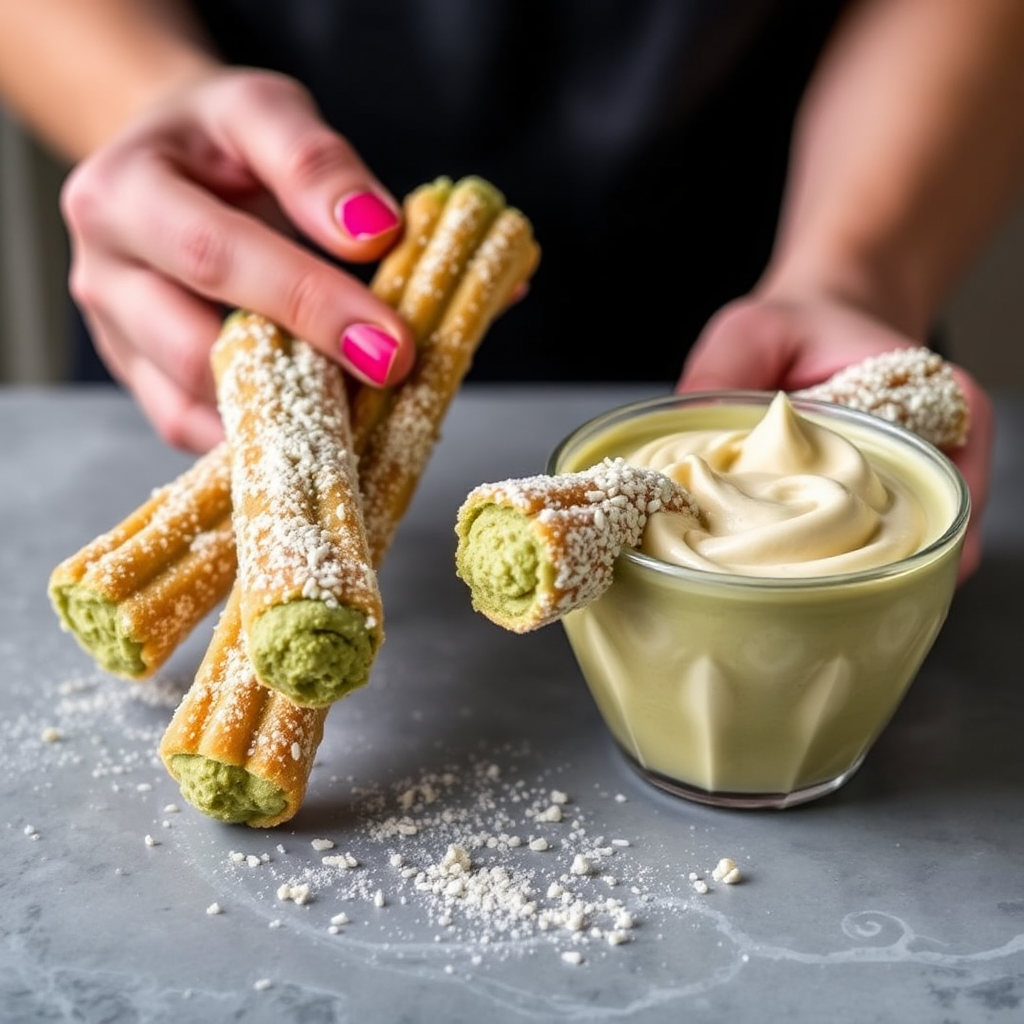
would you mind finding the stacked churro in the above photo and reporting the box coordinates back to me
[154,176,538,826]
[455,458,701,633]
[211,311,382,708]
[356,176,540,564]
[48,444,235,678]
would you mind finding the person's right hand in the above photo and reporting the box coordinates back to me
[61,67,417,453]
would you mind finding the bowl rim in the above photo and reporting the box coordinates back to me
[546,389,972,591]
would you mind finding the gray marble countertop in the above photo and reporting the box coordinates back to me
[1,384,1022,1024]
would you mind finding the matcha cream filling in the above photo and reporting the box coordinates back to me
[170,755,286,824]
[51,584,146,676]
[457,505,553,621]
[250,599,377,707]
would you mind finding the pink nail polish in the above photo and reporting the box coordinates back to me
[336,191,399,240]
[340,323,399,385]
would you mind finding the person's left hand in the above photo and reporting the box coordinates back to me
[677,293,993,583]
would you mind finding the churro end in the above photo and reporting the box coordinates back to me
[49,583,147,677]
[249,600,380,707]
[455,504,554,627]
[168,754,287,825]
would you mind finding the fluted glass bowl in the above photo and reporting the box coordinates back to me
[548,392,970,809]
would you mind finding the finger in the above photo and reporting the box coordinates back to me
[200,72,402,263]
[72,254,226,407]
[676,300,796,391]
[124,353,226,454]
[110,157,416,388]
[948,368,994,583]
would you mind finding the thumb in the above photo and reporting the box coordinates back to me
[676,300,793,392]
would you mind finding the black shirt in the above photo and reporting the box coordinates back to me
[75,0,849,383]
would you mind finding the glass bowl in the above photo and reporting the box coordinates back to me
[548,392,970,809]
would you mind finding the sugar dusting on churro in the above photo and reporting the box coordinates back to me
[213,314,380,617]
[358,186,540,565]
[455,458,700,633]
[797,347,968,449]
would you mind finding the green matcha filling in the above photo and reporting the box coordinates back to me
[250,599,378,707]
[50,583,146,677]
[456,505,553,621]
[170,755,286,824]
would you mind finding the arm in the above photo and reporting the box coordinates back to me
[763,0,1024,342]
[0,0,216,161]
[681,0,1024,580]
[0,0,416,453]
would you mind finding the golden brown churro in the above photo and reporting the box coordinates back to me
[210,311,383,709]
[48,444,235,678]
[356,176,541,564]
[797,347,969,449]
[455,458,701,633]
[159,586,327,827]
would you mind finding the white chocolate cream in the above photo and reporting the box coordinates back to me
[629,392,927,577]
[553,391,969,806]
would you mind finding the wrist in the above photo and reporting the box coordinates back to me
[755,237,934,344]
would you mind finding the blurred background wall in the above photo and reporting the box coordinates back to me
[2,105,1023,389]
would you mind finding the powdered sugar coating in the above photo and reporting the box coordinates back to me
[456,458,700,632]
[212,314,381,628]
[159,586,328,828]
[359,203,539,565]
[797,347,969,449]
[49,443,236,676]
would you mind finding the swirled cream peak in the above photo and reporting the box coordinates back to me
[628,392,927,577]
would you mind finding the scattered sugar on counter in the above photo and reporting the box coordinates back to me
[4,674,753,971]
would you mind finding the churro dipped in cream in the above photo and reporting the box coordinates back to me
[48,445,235,677]
[455,348,970,631]
[454,459,700,632]
[211,311,383,709]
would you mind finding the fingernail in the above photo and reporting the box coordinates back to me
[340,323,399,385]
[336,191,399,240]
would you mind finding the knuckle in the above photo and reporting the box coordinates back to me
[280,127,349,188]
[173,219,232,292]
[66,261,104,315]
[173,342,216,400]
[59,161,110,237]
[281,269,332,335]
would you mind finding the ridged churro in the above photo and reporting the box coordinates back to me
[797,347,969,449]
[357,176,541,564]
[48,444,235,678]
[160,585,327,827]
[159,175,539,827]
[455,458,700,633]
[211,311,383,709]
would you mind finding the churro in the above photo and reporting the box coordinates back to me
[455,458,700,633]
[160,585,327,827]
[797,347,969,449]
[356,176,541,564]
[211,311,383,709]
[48,444,235,678]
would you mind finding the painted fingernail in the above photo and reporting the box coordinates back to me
[336,191,399,240]
[340,323,399,385]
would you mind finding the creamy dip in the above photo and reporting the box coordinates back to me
[629,392,926,577]
[553,391,968,805]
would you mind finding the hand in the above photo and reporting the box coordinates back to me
[677,294,993,582]
[60,67,417,453]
